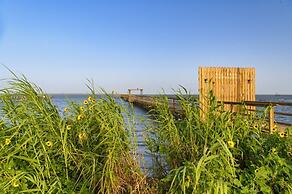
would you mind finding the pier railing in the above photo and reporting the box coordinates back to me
[120,94,292,132]
[221,101,292,133]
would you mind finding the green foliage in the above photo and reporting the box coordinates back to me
[0,75,147,193]
[146,91,292,193]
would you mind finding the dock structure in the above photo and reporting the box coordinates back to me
[198,67,256,113]
[128,88,143,95]
[120,94,183,114]
[120,94,292,132]
[120,67,292,132]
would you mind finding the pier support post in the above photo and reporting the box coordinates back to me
[269,106,275,133]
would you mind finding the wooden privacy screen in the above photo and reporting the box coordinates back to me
[198,67,256,113]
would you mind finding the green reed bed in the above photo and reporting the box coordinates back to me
[146,91,292,194]
[1,74,291,194]
[0,75,148,193]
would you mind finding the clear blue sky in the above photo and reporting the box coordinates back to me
[0,0,291,94]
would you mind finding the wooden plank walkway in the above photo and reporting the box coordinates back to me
[120,94,183,115]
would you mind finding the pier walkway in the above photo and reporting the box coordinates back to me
[120,94,292,132]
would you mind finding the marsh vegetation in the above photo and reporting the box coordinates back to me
[0,75,291,193]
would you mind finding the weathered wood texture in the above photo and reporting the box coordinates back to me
[199,67,256,113]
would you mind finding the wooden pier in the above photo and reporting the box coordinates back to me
[120,94,183,114]
[120,94,292,132]
[120,67,292,132]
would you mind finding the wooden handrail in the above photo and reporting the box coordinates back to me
[275,121,292,126]
[274,111,292,117]
[121,94,292,131]
[221,100,292,131]
[221,100,292,107]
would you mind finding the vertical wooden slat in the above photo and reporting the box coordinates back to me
[231,68,234,103]
[233,68,235,105]
[242,68,245,104]
[227,68,230,103]
[202,67,205,115]
[199,66,201,104]
[252,68,255,101]
[269,106,275,133]
[220,67,223,107]
[233,68,236,103]
[226,67,230,109]
[236,67,239,102]
[246,68,248,101]
[248,68,252,110]
[224,67,227,109]
[248,68,251,101]
[204,67,206,111]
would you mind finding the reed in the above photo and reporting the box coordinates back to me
[0,74,148,193]
[0,73,291,193]
[146,90,292,193]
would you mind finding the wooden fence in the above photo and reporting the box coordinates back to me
[221,100,292,132]
[199,67,256,113]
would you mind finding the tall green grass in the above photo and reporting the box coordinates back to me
[146,90,292,193]
[0,75,148,193]
[1,73,291,193]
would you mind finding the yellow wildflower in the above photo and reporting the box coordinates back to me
[279,132,285,138]
[12,180,19,188]
[78,132,88,141]
[227,140,235,148]
[271,127,277,133]
[89,106,94,111]
[66,125,72,130]
[83,100,89,105]
[80,106,85,112]
[5,138,11,145]
[88,96,93,102]
[92,99,96,104]
[20,144,27,150]
[252,123,258,129]
[46,141,53,147]
[77,114,84,121]
[64,107,69,112]
[288,152,292,157]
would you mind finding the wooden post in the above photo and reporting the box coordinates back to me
[269,106,275,133]
[173,98,175,112]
